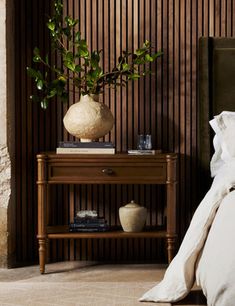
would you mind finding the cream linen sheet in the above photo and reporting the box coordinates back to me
[140,161,235,303]
[196,190,235,306]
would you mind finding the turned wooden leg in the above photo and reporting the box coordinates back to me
[167,236,176,263]
[39,238,46,274]
[166,156,178,264]
[37,155,47,274]
[46,238,51,263]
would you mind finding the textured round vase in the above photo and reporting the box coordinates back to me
[63,94,114,141]
[119,200,147,232]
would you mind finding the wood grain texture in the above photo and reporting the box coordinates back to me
[14,0,234,264]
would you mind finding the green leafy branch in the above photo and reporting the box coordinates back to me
[27,0,163,109]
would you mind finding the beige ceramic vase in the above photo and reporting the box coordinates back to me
[63,94,114,142]
[119,200,147,232]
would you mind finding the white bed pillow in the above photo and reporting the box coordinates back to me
[209,111,235,176]
[209,119,225,177]
[209,134,225,177]
[212,111,235,161]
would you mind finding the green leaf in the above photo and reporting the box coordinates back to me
[36,70,43,81]
[118,56,124,64]
[79,48,89,58]
[78,40,89,58]
[27,67,38,78]
[80,40,87,48]
[62,27,71,37]
[152,51,164,59]
[134,48,146,56]
[143,40,150,48]
[75,31,81,43]
[129,73,140,80]
[65,16,78,27]
[47,88,57,98]
[47,20,55,31]
[145,54,153,62]
[122,63,130,71]
[58,75,67,83]
[40,98,48,109]
[27,68,44,82]
[33,55,41,63]
[53,66,63,74]
[45,54,49,65]
[37,79,43,90]
[65,51,74,62]
[55,0,63,15]
[91,51,100,68]
[64,61,76,71]
[133,58,146,65]
[75,65,83,73]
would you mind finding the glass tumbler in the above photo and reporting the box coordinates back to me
[145,134,152,149]
[137,135,145,150]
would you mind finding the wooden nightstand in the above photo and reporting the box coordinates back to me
[37,152,178,274]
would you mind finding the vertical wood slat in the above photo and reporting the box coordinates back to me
[14,0,235,264]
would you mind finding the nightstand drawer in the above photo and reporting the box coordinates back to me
[48,162,167,184]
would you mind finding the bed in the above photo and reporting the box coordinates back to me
[140,37,235,306]
[196,37,235,306]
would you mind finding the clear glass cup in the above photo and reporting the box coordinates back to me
[137,134,152,150]
[137,134,145,150]
[145,134,152,149]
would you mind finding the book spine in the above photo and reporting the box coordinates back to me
[56,148,115,154]
[74,218,106,224]
[58,141,114,148]
[69,227,109,232]
[70,223,107,228]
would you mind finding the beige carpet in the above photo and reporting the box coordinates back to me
[0,262,206,306]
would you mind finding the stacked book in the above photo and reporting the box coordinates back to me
[69,215,109,232]
[128,149,156,155]
[127,149,162,155]
[56,141,115,154]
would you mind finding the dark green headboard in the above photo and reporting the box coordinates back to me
[198,37,235,195]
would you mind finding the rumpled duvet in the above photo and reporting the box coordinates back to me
[196,189,235,306]
[140,161,235,303]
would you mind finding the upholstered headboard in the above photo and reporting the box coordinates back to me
[198,37,235,195]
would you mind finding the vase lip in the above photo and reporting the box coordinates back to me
[81,93,99,101]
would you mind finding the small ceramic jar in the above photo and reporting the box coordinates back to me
[119,200,147,232]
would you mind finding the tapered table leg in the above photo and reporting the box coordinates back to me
[167,235,177,262]
[38,238,46,274]
[166,156,178,263]
[37,155,47,274]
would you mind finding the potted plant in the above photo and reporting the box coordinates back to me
[27,0,162,141]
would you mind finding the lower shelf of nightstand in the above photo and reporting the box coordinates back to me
[46,225,167,239]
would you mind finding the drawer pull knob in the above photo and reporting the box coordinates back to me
[102,168,113,175]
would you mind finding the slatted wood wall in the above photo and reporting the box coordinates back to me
[14,0,235,264]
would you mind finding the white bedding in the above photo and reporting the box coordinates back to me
[140,111,235,304]
[140,162,235,303]
[196,190,235,306]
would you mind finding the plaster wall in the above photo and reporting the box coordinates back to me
[0,0,15,267]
